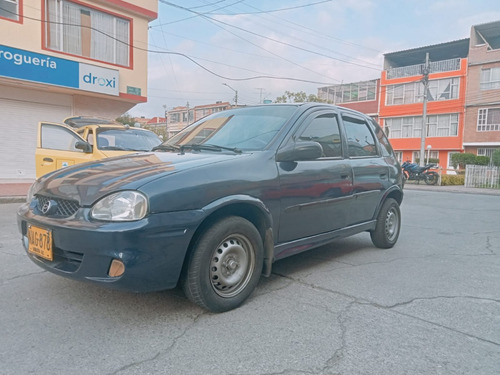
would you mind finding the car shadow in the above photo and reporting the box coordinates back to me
[36,234,374,316]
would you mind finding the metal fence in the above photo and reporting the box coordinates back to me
[465,165,500,189]
[387,58,461,79]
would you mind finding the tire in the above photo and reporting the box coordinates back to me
[370,198,401,249]
[424,171,439,185]
[182,216,264,313]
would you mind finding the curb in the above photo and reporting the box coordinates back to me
[404,183,500,196]
[0,196,26,204]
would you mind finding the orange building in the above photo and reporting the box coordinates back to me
[379,40,470,171]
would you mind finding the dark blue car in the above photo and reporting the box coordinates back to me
[17,103,403,312]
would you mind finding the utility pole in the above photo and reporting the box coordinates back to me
[419,53,430,167]
[256,88,264,104]
[223,83,238,107]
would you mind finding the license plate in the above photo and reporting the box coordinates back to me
[27,225,53,261]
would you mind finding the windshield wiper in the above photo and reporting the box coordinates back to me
[152,144,180,152]
[180,143,242,154]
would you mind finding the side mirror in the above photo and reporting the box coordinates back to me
[75,141,93,153]
[276,141,323,162]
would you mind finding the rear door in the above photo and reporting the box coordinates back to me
[277,110,353,243]
[340,113,389,225]
[36,122,94,178]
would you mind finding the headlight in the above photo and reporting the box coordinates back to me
[90,191,148,221]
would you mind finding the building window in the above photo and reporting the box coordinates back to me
[478,148,500,164]
[169,113,180,123]
[394,151,403,163]
[480,67,500,90]
[45,0,130,66]
[385,114,458,139]
[386,78,459,105]
[477,108,500,131]
[319,80,377,104]
[0,0,18,20]
[413,150,439,164]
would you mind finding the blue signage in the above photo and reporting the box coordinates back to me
[0,45,79,88]
[0,44,119,96]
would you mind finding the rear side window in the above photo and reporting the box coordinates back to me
[299,113,342,158]
[370,120,394,157]
[342,116,377,157]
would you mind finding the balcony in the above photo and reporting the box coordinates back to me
[387,58,461,79]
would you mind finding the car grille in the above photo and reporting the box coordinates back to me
[36,195,80,217]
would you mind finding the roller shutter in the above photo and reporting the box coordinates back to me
[0,98,71,180]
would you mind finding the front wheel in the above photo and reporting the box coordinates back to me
[182,216,264,313]
[424,171,439,185]
[370,198,401,249]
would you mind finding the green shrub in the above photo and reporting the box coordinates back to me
[475,156,490,166]
[451,153,477,169]
[492,150,500,167]
[440,174,465,186]
[414,158,439,165]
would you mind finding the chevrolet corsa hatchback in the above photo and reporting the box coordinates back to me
[18,104,403,312]
[35,116,162,178]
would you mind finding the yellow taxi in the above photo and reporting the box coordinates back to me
[36,116,162,178]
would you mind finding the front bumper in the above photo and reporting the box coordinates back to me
[17,203,205,292]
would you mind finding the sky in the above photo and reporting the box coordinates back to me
[128,0,500,118]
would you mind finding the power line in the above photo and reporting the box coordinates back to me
[158,0,381,72]
[0,5,340,85]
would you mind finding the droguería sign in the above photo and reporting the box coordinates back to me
[0,44,119,96]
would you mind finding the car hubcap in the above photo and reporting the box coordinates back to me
[385,207,399,242]
[210,234,255,298]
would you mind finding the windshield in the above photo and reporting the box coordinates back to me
[96,129,161,151]
[160,105,297,151]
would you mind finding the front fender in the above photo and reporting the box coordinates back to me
[202,194,273,230]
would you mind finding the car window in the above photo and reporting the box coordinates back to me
[163,105,297,151]
[40,124,84,152]
[342,116,378,157]
[299,113,342,158]
[96,129,161,151]
[369,120,393,157]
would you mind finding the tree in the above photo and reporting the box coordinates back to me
[275,91,325,103]
[116,113,136,126]
[492,149,500,167]
[451,153,477,169]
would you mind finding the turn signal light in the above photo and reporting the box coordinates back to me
[108,259,125,277]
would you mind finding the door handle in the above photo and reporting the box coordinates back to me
[380,173,387,179]
[43,157,54,162]
[340,174,349,179]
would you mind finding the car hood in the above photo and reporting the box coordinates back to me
[33,152,250,206]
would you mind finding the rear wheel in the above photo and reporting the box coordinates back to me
[182,216,264,312]
[370,198,401,249]
[424,171,439,185]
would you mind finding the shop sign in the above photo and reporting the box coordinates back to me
[0,44,119,96]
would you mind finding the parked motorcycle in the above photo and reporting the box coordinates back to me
[401,161,439,185]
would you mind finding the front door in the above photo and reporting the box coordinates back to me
[36,122,94,178]
[277,111,353,243]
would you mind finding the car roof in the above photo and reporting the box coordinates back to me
[63,116,120,128]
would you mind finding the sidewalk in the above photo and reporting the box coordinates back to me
[0,182,32,204]
[403,182,500,196]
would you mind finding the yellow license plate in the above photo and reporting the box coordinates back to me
[27,225,53,261]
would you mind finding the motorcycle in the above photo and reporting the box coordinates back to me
[401,161,439,185]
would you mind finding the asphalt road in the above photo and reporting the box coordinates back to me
[1,190,499,375]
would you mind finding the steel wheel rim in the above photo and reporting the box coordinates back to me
[385,207,399,242]
[210,234,255,298]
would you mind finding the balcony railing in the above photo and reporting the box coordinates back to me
[387,58,461,79]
